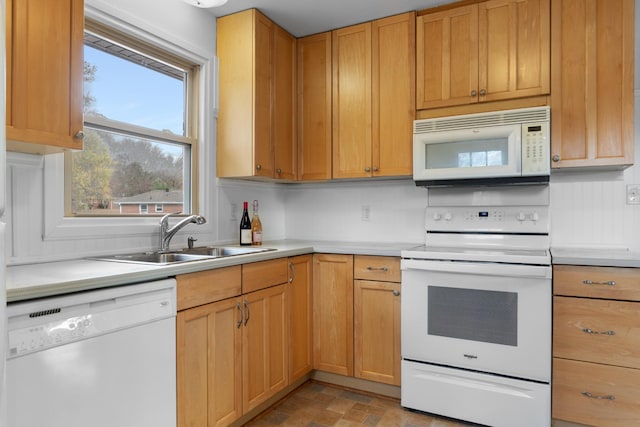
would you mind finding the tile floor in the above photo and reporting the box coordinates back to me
[245,381,482,427]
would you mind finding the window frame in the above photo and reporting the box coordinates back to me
[67,18,199,218]
[40,4,216,244]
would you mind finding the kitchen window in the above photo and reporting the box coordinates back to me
[66,19,199,217]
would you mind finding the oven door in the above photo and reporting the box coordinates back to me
[401,258,551,382]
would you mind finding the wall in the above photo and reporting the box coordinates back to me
[4,0,640,265]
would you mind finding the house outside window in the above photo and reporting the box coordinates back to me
[67,19,199,217]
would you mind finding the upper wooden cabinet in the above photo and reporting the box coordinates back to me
[332,12,415,179]
[550,0,634,169]
[416,0,550,110]
[297,32,333,181]
[217,9,297,180]
[6,0,85,153]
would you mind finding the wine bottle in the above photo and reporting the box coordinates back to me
[239,201,252,246]
[251,200,263,246]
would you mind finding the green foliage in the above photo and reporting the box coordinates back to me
[71,129,114,212]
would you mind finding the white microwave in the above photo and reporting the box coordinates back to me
[413,107,550,186]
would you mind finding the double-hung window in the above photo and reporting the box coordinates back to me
[67,19,199,217]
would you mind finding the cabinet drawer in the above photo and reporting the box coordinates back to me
[177,266,242,311]
[553,358,640,427]
[242,258,289,294]
[554,296,640,369]
[554,265,640,301]
[354,255,400,282]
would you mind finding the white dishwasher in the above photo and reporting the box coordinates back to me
[6,278,177,427]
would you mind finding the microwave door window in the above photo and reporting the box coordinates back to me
[425,139,509,170]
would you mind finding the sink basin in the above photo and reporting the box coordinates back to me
[92,252,215,265]
[183,246,275,257]
[90,246,275,265]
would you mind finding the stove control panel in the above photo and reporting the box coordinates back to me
[426,206,549,233]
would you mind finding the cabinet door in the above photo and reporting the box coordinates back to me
[297,32,332,181]
[242,284,289,413]
[313,254,354,376]
[332,23,372,179]
[254,11,275,178]
[272,24,297,181]
[354,280,401,386]
[289,255,313,382]
[550,0,634,168]
[372,12,415,177]
[6,0,84,152]
[177,297,243,427]
[478,0,550,103]
[416,5,479,109]
[217,10,256,178]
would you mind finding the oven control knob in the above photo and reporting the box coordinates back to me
[517,212,526,221]
[444,212,453,221]
[530,212,540,222]
[433,212,442,221]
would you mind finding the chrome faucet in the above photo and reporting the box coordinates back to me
[159,212,206,252]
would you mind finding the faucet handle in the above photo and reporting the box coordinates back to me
[187,236,197,249]
[160,211,182,224]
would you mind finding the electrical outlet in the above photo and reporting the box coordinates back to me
[361,205,371,221]
[627,185,640,205]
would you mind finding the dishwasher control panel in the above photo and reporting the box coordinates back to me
[7,279,176,358]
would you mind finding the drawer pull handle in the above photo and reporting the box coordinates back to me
[582,391,615,401]
[367,266,388,272]
[583,279,616,286]
[582,328,616,336]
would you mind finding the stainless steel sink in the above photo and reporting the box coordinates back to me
[91,252,215,265]
[183,246,275,257]
[89,246,275,265]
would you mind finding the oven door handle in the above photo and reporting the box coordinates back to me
[402,259,551,279]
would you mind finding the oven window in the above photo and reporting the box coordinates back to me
[428,286,517,346]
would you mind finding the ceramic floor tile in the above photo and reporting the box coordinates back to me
[245,381,476,427]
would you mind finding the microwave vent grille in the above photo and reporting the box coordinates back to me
[414,107,550,134]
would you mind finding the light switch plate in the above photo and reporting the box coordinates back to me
[627,184,640,204]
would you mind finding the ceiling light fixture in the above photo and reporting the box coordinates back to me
[183,0,228,7]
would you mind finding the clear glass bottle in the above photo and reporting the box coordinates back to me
[239,201,252,246]
[251,199,263,246]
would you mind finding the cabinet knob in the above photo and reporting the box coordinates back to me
[256,164,262,171]
[276,168,282,174]
[373,166,379,172]
[479,89,487,96]
[552,155,560,162]
[470,90,477,97]
[74,131,85,140]
[392,290,400,296]
[365,166,371,173]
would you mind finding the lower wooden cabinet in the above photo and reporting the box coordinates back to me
[242,284,289,413]
[354,255,401,386]
[313,254,401,386]
[289,255,314,382]
[553,358,640,427]
[177,297,242,427]
[354,279,401,385]
[313,253,354,376]
[176,259,294,426]
[553,264,640,426]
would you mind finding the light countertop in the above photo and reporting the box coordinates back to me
[551,247,640,269]
[6,240,416,302]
